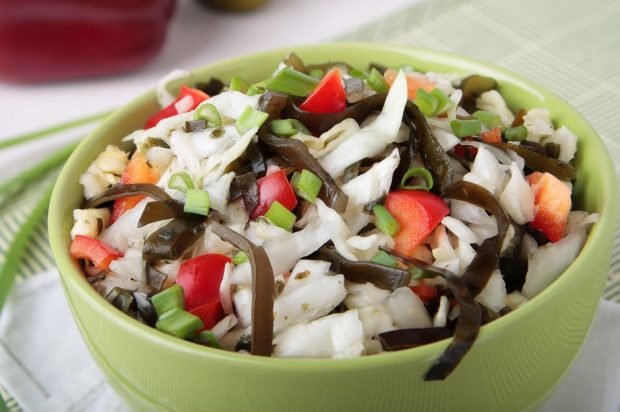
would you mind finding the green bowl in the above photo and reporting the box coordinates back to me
[49,43,617,412]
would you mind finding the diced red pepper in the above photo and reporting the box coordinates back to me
[190,300,225,330]
[480,127,502,143]
[176,253,231,329]
[453,137,478,160]
[299,69,346,114]
[111,151,159,223]
[383,68,435,100]
[145,85,209,128]
[176,254,231,311]
[384,190,449,256]
[527,172,571,242]
[410,283,438,303]
[251,169,298,218]
[70,235,123,271]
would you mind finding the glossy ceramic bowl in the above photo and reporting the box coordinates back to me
[49,43,617,412]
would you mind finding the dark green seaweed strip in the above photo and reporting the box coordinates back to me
[405,102,454,194]
[443,181,510,296]
[318,246,410,292]
[258,128,348,212]
[211,222,274,357]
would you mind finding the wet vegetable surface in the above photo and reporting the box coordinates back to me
[318,246,411,292]
[405,102,454,194]
[142,217,206,262]
[210,222,274,356]
[283,93,387,136]
[83,183,172,209]
[385,249,482,381]
[490,142,576,181]
[258,128,348,212]
[444,181,510,296]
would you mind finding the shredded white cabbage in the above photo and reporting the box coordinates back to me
[542,126,578,162]
[499,162,535,224]
[475,90,514,126]
[156,69,191,107]
[79,145,128,199]
[523,108,554,143]
[340,148,399,234]
[319,70,408,177]
[475,270,506,312]
[293,118,360,158]
[463,145,503,194]
[522,228,587,298]
[273,260,346,333]
[71,208,111,240]
[273,310,365,358]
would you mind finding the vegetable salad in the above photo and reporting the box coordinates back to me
[70,53,597,379]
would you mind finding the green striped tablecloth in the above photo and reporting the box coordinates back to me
[1,0,619,409]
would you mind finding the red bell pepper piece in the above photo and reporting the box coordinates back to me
[251,169,298,218]
[410,283,438,303]
[527,172,571,242]
[70,235,123,271]
[480,127,502,143]
[111,150,159,223]
[299,69,346,114]
[0,0,175,83]
[190,300,225,330]
[145,85,209,128]
[453,137,478,160]
[384,190,449,256]
[176,253,231,329]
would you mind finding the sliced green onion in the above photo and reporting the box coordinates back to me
[371,250,398,267]
[151,284,185,316]
[264,67,319,97]
[408,266,437,280]
[168,171,195,193]
[235,105,269,135]
[291,169,323,203]
[193,330,222,348]
[431,88,454,115]
[308,69,324,79]
[367,68,389,93]
[349,68,368,79]
[414,88,439,117]
[504,125,528,141]
[270,118,310,137]
[400,167,434,191]
[193,103,222,127]
[373,204,400,236]
[184,189,210,216]
[0,110,110,151]
[473,110,502,130]
[156,307,203,339]
[233,251,248,265]
[247,80,267,96]
[264,201,296,231]
[229,76,249,93]
[450,119,481,138]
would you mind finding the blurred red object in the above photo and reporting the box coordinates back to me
[0,0,175,83]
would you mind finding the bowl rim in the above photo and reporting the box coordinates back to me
[49,42,618,372]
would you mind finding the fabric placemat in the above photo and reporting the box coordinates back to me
[1,0,619,409]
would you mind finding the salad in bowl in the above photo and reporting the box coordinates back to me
[68,51,598,380]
